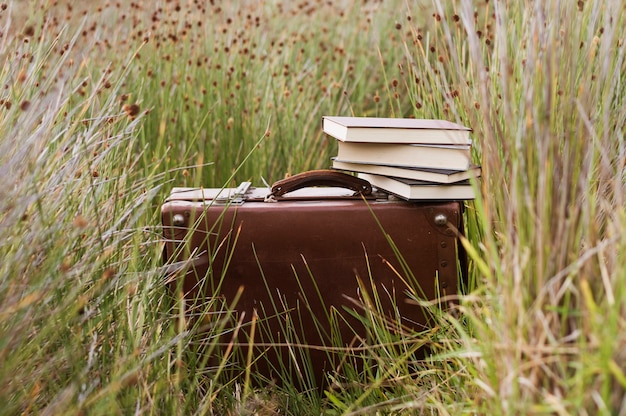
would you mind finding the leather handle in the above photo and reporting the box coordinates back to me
[269,170,372,198]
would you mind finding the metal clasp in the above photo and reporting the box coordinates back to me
[214,181,252,205]
[434,213,448,226]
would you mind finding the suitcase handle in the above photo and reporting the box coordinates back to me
[268,170,372,198]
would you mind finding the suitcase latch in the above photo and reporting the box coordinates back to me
[214,181,252,205]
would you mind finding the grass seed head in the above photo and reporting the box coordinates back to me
[123,103,140,118]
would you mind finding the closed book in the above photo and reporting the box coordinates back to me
[336,141,472,171]
[323,116,472,145]
[358,173,476,200]
[332,158,481,184]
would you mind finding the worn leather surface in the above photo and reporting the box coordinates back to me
[162,188,463,388]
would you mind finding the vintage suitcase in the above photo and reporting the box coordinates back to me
[161,170,465,388]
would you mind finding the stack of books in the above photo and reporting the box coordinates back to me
[323,116,481,200]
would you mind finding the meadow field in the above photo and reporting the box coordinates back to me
[1,0,625,414]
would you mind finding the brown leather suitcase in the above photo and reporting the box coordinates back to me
[161,170,465,388]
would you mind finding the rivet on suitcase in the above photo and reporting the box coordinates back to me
[161,170,466,388]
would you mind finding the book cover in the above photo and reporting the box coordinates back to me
[335,141,472,171]
[323,116,472,145]
[332,158,481,184]
[358,173,476,200]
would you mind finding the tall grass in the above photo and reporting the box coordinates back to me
[0,1,404,413]
[364,0,625,414]
[1,0,624,414]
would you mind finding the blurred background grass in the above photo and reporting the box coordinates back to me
[1,0,624,414]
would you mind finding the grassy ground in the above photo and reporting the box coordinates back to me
[1,0,624,414]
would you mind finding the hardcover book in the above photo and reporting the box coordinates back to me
[335,141,472,171]
[358,173,476,200]
[332,158,481,184]
[323,116,472,145]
